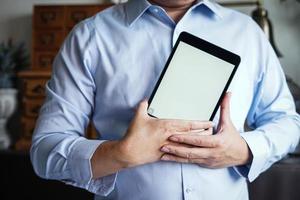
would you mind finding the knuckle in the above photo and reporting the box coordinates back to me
[158,122,172,135]
[206,158,216,167]
[173,148,180,155]
[194,137,203,146]
[203,150,211,159]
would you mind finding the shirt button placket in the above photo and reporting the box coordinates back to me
[182,164,200,200]
[172,28,180,47]
[186,188,192,194]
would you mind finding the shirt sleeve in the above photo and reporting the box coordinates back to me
[30,20,117,196]
[234,27,300,182]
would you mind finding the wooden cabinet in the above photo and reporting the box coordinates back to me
[23,79,48,97]
[66,6,100,28]
[34,30,65,50]
[16,4,112,151]
[33,52,56,70]
[34,6,65,29]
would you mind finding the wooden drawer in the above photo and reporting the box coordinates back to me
[34,6,65,29]
[33,51,56,70]
[65,5,111,34]
[21,118,37,139]
[34,30,64,51]
[24,79,48,97]
[66,6,99,28]
[23,99,44,118]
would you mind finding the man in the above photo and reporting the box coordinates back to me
[30,0,300,199]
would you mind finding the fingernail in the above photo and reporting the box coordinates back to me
[170,136,178,141]
[161,146,170,152]
[161,155,169,161]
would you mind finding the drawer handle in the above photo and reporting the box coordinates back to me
[40,34,54,45]
[32,85,44,94]
[40,56,53,68]
[41,12,56,24]
[31,106,41,115]
[71,11,87,23]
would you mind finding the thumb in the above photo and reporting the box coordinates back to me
[136,100,149,117]
[220,92,231,125]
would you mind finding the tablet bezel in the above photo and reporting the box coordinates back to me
[147,31,241,121]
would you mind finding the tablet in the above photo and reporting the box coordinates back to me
[147,32,240,121]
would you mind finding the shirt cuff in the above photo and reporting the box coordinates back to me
[236,130,269,182]
[67,138,118,196]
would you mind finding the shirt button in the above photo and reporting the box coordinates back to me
[186,188,192,193]
[153,8,159,13]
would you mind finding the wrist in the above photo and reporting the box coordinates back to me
[239,137,253,165]
[117,139,138,168]
[91,140,128,178]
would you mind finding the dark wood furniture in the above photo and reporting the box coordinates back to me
[248,155,300,200]
[1,150,93,200]
[16,4,111,151]
[9,2,300,199]
[1,148,300,200]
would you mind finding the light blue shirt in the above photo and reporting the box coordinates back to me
[30,0,300,199]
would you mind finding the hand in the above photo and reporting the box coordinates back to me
[119,100,214,168]
[160,93,252,168]
[91,100,214,178]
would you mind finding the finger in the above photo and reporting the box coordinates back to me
[161,145,211,159]
[161,154,207,165]
[162,140,194,148]
[220,92,231,125]
[168,134,220,148]
[171,128,212,138]
[136,100,149,117]
[161,119,214,132]
[161,154,189,163]
[169,128,213,136]
[161,154,219,168]
[189,127,213,136]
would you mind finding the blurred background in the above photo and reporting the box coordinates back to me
[0,0,299,200]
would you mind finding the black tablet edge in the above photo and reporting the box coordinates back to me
[209,60,239,121]
[180,31,241,66]
[147,34,182,117]
[147,31,241,122]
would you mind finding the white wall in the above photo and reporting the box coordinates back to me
[264,0,300,84]
[0,0,106,54]
[0,0,299,85]
[219,0,300,85]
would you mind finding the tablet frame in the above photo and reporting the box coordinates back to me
[147,31,241,121]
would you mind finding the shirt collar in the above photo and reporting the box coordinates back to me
[200,0,223,19]
[124,0,223,26]
[124,0,151,26]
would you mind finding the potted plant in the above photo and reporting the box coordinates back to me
[0,39,29,149]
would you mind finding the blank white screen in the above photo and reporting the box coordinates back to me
[148,42,235,121]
